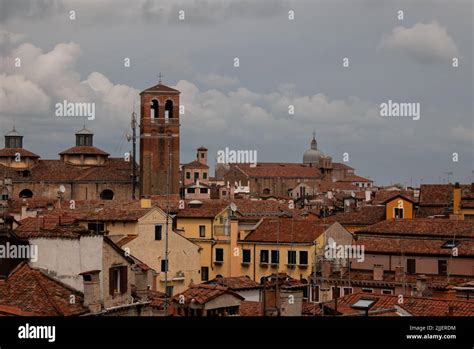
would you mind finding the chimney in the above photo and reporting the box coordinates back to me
[365,190,371,202]
[21,204,28,220]
[134,268,150,301]
[79,270,102,314]
[373,264,384,281]
[453,182,461,215]
[321,260,332,278]
[140,198,152,209]
[395,265,405,283]
[415,275,428,297]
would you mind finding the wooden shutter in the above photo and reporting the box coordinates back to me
[120,266,128,293]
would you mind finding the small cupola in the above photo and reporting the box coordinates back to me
[5,127,23,149]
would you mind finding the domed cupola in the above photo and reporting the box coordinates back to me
[303,131,324,166]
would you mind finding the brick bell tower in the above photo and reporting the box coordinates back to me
[139,79,180,197]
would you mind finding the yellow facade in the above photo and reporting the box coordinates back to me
[385,196,413,219]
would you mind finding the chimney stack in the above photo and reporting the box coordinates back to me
[79,270,102,314]
[395,265,405,283]
[415,275,430,297]
[373,264,384,281]
[321,260,332,278]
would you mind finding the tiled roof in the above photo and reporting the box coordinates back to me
[205,276,262,290]
[176,201,228,218]
[317,181,360,192]
[324,206,385,226]
[116,235,138,247]
[172,284,244,305]
[356,219,474,238]
[239,301,263,316]
[372,189,416,205]
[141,83,180,94]
[0,262,88,316]
[245,218,328,243]
[59,146,109,156]
[415,206,447,218]
[355,236,474,257]
[197,146,208,151]
[302,301,322,316]
[14,217,89,239]
[236,163,321,178]
[5,158,131,182]
[0,148,40,158]
[398,297,474,316]
[332,162,354,171]
[337,175,372,183]
[182,160,209,169]
[419,184,454,205]
[81,208,151,222]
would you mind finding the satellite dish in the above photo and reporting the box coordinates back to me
[230,203,237,212]
[59,185,66,193]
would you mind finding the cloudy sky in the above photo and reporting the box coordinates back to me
[0,0,472,186]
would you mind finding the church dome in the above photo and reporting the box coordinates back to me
[303,132,324,165]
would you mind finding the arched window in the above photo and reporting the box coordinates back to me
[165,100,173,120]
[263,188,271,195]
[19,189,33,198]
[100,189,114,200]
[150,99,159,119]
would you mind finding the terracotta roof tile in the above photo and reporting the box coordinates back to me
[182,160,209,169]
[59,146,109,156]
[324,206,385,226]
[372,189,416,205]
[141,83,180,94]
[0,262,88,316]
[205,276,262,290]
[173,284,244,305]
[239,301,263,316]
[0,148,40,158]
[245,218,328,243]
[337,175,373,183]
[356,219,474,238]
[116,235,138,247]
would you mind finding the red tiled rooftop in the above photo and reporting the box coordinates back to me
[173,284,244,305]
[324,206,385,226]
[204,276,262,290]
[59,146,109,156]
[0,262,88,316]
[0,148,40,158]
[182,160,209,169]
[245,218,329,243]
[236,163,321,178]
[239,301,263,316]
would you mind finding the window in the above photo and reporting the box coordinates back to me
[260,250,269,264]
[222,191,227,196]
[394,207,404,219]
[299,186,306,198]
[1,193,9,200]
[164,100,173,119]
[407,259,416,274]
[187,188,195,194]
[382,289,393,295]
[332,286,341,299]
[165,286,174,297]
[343,287,353,296]
[299,251,308,265]
[271,250,279,264]
[150,100,159,119]
[19,189,33,198]
[203,172,207,179]
[242,249,251,264]
[109,266,127,295]
[88,222,105,233]
[438,260,448,275]
[194,172,199,181]
[311,285,320,302]
[201,267,209,281]
[161,259,168,272]
[100,189,114,200]
[215,248,224,263]
[362,288,373,294]
[263,188,271,195]
[155,225,162,240]
[199,225,206,238]
[200,188,208,194]
[287,250,297,265]
[186,172,191,179]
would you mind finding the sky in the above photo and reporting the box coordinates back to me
[0,0,472,186]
